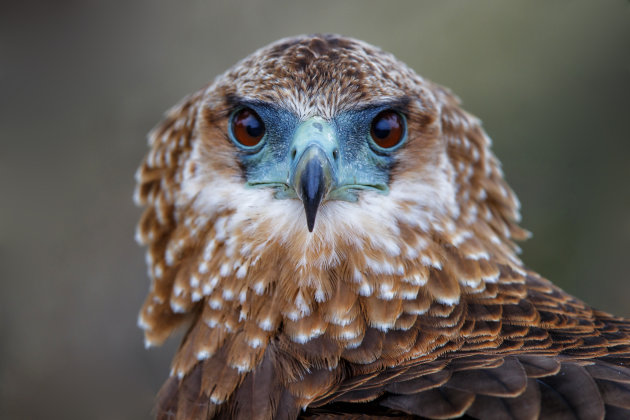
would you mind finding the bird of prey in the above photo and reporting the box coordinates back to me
[135,34,630,419]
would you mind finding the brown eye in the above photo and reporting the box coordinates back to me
[231,108,265,147]
[370,110,405,149]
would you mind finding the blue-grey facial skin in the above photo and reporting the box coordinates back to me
[228,102,407,202]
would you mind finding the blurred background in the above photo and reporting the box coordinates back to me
[1,1,629,418]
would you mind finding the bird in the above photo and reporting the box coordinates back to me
[134,34,630,419]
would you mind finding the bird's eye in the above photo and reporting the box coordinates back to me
[231,108,265,147]
[370,110,405,149]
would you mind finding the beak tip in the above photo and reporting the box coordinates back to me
[299,157,327,233]
[304,203,318,232]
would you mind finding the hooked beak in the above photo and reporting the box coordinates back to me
[289,117,338,232]
[292,147,334,232]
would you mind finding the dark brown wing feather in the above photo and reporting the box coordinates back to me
[302,273,630,419]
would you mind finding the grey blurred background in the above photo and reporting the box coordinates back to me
[1,1,629,418]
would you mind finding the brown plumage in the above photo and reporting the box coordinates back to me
[135,34,630,419]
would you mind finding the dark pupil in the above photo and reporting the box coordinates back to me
[244,114,264,138]
[373,117,392,139]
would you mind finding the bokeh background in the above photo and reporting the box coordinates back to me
[1,1,629,418]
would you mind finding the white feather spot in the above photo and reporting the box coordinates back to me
[330,313,355,326]
[407,306,429,315]
[222,289,234,300]
[198,261,209,274]
[378,283,395,300]
[371,321,395,332]
[404,244,419,259]
[339,328,360,340]
[137,314,150,330]
[291,327,324,344]
[210,395,224,405]
[252,281,265,295]
[451,230,472,246]
[144,338,155,349]
[314,288,326,302]
[134,227,145,245]
[483,273,500,283]
[435,296,460,306]
[401,289,418,300]
[358,282,373,296]
[154,264,164,279]
[459,278,481,287]
[236,264,248,279]
[196,350,211,360]
[219,263,231,277]
[248,337,263,348]
[170,301,186,313]
[466,251,490,261]
[164,249,175,266]
[366,256,396,275]
[294,291,310,315]
[258,318,274,331]
[231,361,252,373]
[203,240,216,260]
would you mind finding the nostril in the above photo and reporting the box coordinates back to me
[290,147,297,161]
[332,148,340,161]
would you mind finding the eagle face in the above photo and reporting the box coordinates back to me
[136,35,630,420]
[228,102,405,231]
[178,35,465,262]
